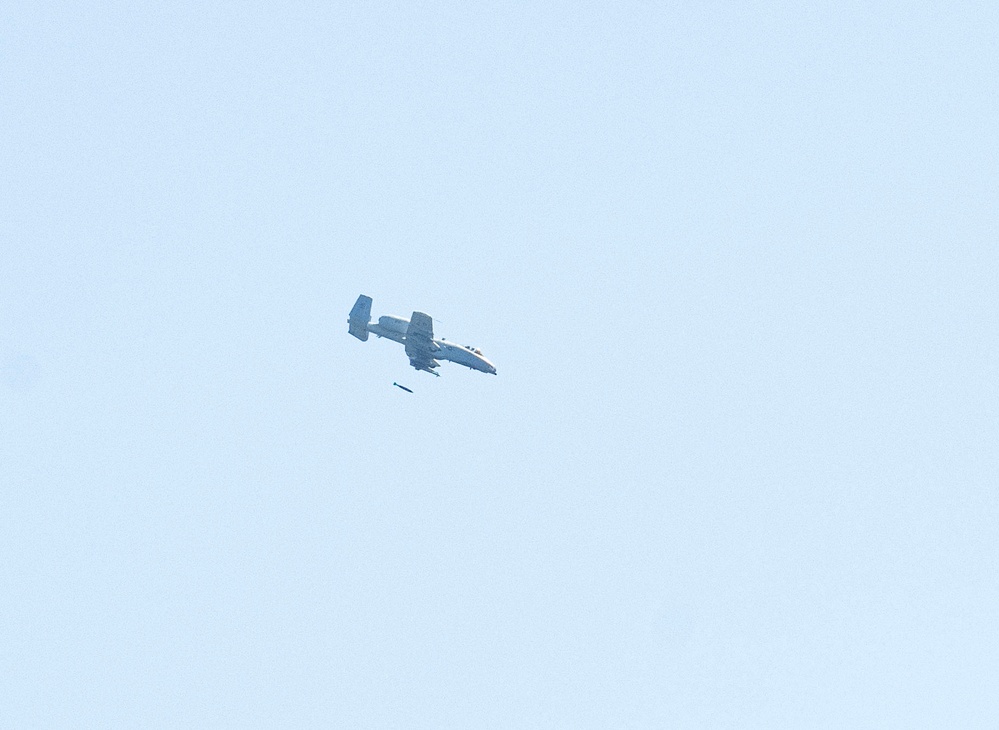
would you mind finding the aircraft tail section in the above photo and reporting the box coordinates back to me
[348,295,372,341]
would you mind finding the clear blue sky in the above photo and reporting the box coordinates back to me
[3,2,997,727]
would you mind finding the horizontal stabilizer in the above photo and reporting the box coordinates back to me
[348,295,372,341]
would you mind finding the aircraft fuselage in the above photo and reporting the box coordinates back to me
[360,312,496,374]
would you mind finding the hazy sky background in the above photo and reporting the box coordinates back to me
[3,1,997,727]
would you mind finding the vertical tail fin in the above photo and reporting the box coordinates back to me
[348,295,372,341]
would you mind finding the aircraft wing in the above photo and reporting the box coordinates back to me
[404,312,435,358]
[405,311,438,371]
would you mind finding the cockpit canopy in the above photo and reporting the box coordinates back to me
[463,345,482,355]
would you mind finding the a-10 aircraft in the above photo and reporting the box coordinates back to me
[348,295,497,377]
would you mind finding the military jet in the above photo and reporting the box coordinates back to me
[348,295,497,377]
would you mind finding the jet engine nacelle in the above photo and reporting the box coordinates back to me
[377,316,409,334]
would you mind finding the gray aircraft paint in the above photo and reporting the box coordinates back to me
[348,294,497,376]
